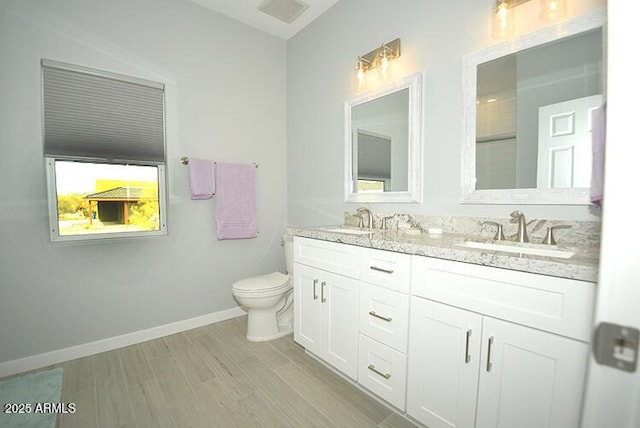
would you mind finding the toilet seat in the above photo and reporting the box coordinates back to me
[232,272,291,297]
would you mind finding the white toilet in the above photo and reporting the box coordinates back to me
[232,234,294,342]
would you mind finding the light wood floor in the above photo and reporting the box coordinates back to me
[6,316,419,428]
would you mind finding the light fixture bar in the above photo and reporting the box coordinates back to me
[503,0,532,7]
[358,38,401,72]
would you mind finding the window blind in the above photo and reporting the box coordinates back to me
[42,60,165,164]
[357,131,391,179]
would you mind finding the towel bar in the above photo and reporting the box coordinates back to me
[180,156,258,168]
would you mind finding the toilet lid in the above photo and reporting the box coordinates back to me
[232,272,290,293]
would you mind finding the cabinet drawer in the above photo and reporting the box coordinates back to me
[411,256,595,341]
[358,334,407,411]
[359,283,409,352]
[294,237,359,278]
[359,247,411,293]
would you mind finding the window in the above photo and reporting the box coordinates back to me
[47,160,164,238]
[42,60,167,241]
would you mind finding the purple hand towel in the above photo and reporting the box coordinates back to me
[591,104,606,207]
[215,162,258,240]
[188,158,215,200]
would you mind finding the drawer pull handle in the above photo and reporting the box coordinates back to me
[367,364,391,379]
[465,329,472,364]
[486,336,494,372]
[312,279,318,300]
[321,281,326,303]
[369,311,392,322]
[370,266,394,274]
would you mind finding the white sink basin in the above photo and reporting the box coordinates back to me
[321,227,373,235]
[456,240,575,259]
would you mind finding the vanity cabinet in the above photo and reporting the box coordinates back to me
[407,256,595,428]
[357,247,411,410]
[293,235,595,425]
[293,237,359,379]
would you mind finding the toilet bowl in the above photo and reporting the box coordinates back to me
[232,234,294,342]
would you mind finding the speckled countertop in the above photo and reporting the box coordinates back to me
[290,225,600,283]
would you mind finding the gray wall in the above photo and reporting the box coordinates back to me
[287,0,605,226]
[0,0,287,363]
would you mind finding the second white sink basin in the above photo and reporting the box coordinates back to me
[456,240,575,259]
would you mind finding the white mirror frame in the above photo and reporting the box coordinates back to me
[345,72,423,203]
[460,9,606,205]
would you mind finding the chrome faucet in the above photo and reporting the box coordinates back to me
[510,210,529,243]
[356,207,374,229]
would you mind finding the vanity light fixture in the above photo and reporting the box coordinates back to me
[492,0,567,38]
[354,38,401,92]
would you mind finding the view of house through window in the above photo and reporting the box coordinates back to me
[52,160,161,237]
[357,179,387,193]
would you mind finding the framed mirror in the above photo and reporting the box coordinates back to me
[345,73,423,203]
[461,9,605,204]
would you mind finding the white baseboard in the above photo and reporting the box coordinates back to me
[0,306,246,378]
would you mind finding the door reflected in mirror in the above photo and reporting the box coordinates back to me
[345,73,422,203]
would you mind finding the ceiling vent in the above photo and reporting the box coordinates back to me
[258,0,310,24]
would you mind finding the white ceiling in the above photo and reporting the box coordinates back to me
[187,0,341,40]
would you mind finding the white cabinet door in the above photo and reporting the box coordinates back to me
[407,298,483,428]
[294,263,322,355]
[293,262,359,380]
[476,317,589,428]
[323,270,359,379]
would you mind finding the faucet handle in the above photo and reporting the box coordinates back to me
[356,213,365,228]
[483,221,505,241]
[543,225,572,245]
[380,216,393,230]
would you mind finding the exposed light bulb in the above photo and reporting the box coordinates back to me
[492,0,514,39]
[355,59,368,92]
[357,70,366,88]
[540,0,567,21]
[380,53,390,80]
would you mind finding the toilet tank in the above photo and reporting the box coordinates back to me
[282,234,294,275]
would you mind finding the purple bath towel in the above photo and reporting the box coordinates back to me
[215,162,258,240]
[591,104,606,207]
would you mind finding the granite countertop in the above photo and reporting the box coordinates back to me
[291,226,599,283]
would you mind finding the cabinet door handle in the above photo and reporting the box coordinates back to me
[321,281,326,303]
[465,329,472,364]
[312,279,318,300]
[370,265,394,274]
[486,336,494,372]
[367,364,391,379]
[369,311,392,322]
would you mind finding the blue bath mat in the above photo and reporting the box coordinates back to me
[0,367,64,428]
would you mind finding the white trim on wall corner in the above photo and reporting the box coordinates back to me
[0,307,246,378]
